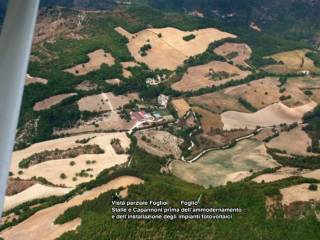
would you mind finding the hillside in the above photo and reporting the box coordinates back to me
[1,2,320,240]
[149,0,320,44]
[2,0,319,44]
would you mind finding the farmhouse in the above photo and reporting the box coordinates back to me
[158,94,170,108]
[131,111,154,122]
[146,74,167,86]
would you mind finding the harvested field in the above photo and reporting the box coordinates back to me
[302,169,320,180]
[281,77,320,107]
[267,125,314,156]
[171,139,279,187]
[214,43,252,67]
[171,99,191,118]
[189,91,248,114]
[221,101,317,130]
[77,93,111,112]
[106,78,122,86]
[115,26,131,39]
[172,61,251,92]
[115,26,236,70]
[0,176,144,240]
[198,129,253,148]
[282,83,311,107]
[189,77,304,113]
[264,49,317,73]
[280,183,320,206]
[19,144,105,168]
[55,111,135,134]
[253,167,320,183]
[121,61,139,78]
[225,77,281,110]
[75,81,98,91]
[193,107,223,133]
[106,92,139,110]
[25,75,48,86]
[10,133,131,187]
[64,49,115,76]
[77,92,139,112]
[135,130,183,159]
[33,93,77,111]
[254,128,274,142]
[6,179,36,196]
[296,77,320,104]
[4,184,72,211]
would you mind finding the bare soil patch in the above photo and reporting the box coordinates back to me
[75,81,98,91]
[25,75,48,86]
[171,99,191,118]
[264,49,317,74]
[55,111,135,135]
[106,78,122,86]
[254,128,274,142]
[121,61,139,78]
[279,76,320,105]
[197,129,253,148]
[77,92,138,113]
[135,130,183,159]
[106,92,139,110]
[193,107,223,133]
[225,77,281,110]
[172,61,251,92]
[282,82,311,107]
[33,93,77,111]
[115,26,236,70]
[6,179,36,196]
[4,184,72,211]
[281,183,320,206]
[189,91,248,114]
[221,101,317,130]
[64,49,115,76]
[214,43,252,67]
[77,93,111,112]
[267,125,315,156]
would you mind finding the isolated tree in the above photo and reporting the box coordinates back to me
[60,173,67,179]
[309,184,318,191]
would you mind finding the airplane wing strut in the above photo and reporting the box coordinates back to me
[0,0,40,216]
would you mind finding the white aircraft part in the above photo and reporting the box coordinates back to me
[0,0,39,216]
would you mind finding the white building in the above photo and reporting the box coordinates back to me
[158,94,170,108]
[146,74,167,86]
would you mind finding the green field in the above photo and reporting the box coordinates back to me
[172,140,279,187]
[54,147,320,240]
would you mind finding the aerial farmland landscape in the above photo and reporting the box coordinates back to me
[1,0,320,239]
